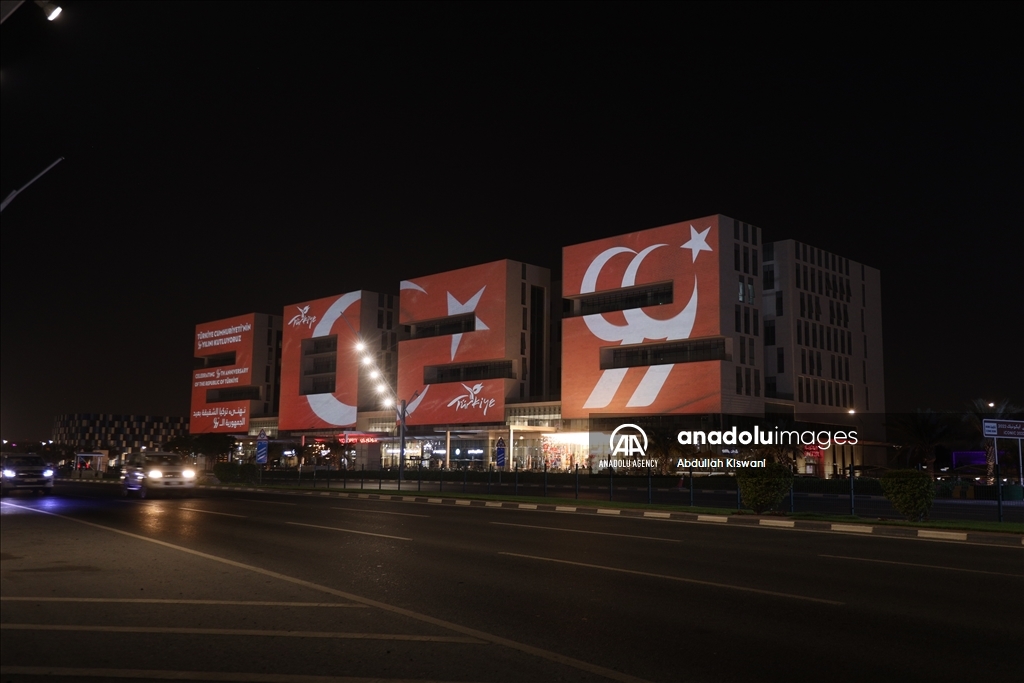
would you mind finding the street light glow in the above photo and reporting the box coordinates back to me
[355,342,366,352]
[361,356,373,365]
[369,369,380,378]
[35,1,61,20]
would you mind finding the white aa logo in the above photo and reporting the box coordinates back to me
[610,424,649,458]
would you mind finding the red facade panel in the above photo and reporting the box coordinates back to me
[190,313,256,433]
[397,261,509,425]
[561,218,723,418]
[278,292,364,430]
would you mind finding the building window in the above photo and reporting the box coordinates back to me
[796,264,801,289]
[747,278,755,304]
[754,370,761,397]
[735,305,741,333]
[816,352,822,377]
[740,337,746,364]
[777,347,785,374]
[744,307,750,334]
[764,319,776,346]
[831,355,836,379]
[424,360,516,384]
[763,264,775,290]
[745,368,751,396]
[736,367,743,394]
[567,282,673,317]
[734,244,741,271]
[749,338,755,365]
[798,379,804,402]
[743,223,749,243]
[796,322,802,345]
[801,349,807,374]
[739,277,745,302]
[753,310,759,336]
[601,337,729,369]
[800,292,806,318]
[743,247,750,274]
[752,250,758,273]
[521,281,527,305]
[775,291,783,316]
[845,357,850,381]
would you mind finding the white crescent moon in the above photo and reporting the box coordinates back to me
[306,291,362,426]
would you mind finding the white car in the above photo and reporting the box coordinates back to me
[121,452,197,498]
[1,454,55,496]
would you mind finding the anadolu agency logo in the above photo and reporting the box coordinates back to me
[597,424,658,469]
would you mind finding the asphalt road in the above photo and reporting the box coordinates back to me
[1,482,1021,683]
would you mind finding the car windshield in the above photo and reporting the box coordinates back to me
[144,454,184,466]
[4,456,47,467]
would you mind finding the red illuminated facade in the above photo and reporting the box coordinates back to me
[396,260,551,426]
[190,313,282,434]
[278,291,397,431]
[561,216,758,418]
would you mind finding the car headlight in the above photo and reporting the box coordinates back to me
[182,469,196,479]
[147,469,163,479]
[43,469,54,478]
[2,469,15,478]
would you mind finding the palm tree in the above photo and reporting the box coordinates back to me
[888,410,958,478]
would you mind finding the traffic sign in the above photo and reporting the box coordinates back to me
[495,437,506,468]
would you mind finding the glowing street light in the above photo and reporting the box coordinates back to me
[35,1,62,20]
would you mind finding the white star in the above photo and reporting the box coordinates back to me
[681,225,713,262]
[446,286,488,360]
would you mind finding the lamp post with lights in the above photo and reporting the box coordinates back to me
[355,340,419,489]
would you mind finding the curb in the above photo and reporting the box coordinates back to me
[57,479,1024,548]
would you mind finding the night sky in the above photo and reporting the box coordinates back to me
[2,1,1020,440]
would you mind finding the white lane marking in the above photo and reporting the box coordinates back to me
[1,501,652,683]
[235,499,297,505]
[1,623,482,643]
[596,509,620,515]
[498,552,844,606]
[697,515,728,523]
[485,502,503,507]
[918,530,968,541]
[0,597,365,607]
[831,523,872,533]
[180,508,246,518]
[285,522,411,541]
[555,506,576,512]
[331,507,429,518]
[0,667,473,682]
[519,504,538,510]
[819,555,1024,578]
[491,522,681,543]
[643,511,671,519]
[455,500,471,505]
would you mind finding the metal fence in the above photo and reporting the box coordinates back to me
[235,465,1024,524]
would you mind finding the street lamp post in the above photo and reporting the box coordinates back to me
[396,390,420,489]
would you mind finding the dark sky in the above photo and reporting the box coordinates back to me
[2,1,1021,439]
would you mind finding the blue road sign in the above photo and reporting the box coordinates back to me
[495,437,506,468]
[256,429,269,464]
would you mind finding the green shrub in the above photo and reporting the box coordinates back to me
[213,462,240,483]
[880,469,934,521]
[239,463,259,483]
[736,462,793,514]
